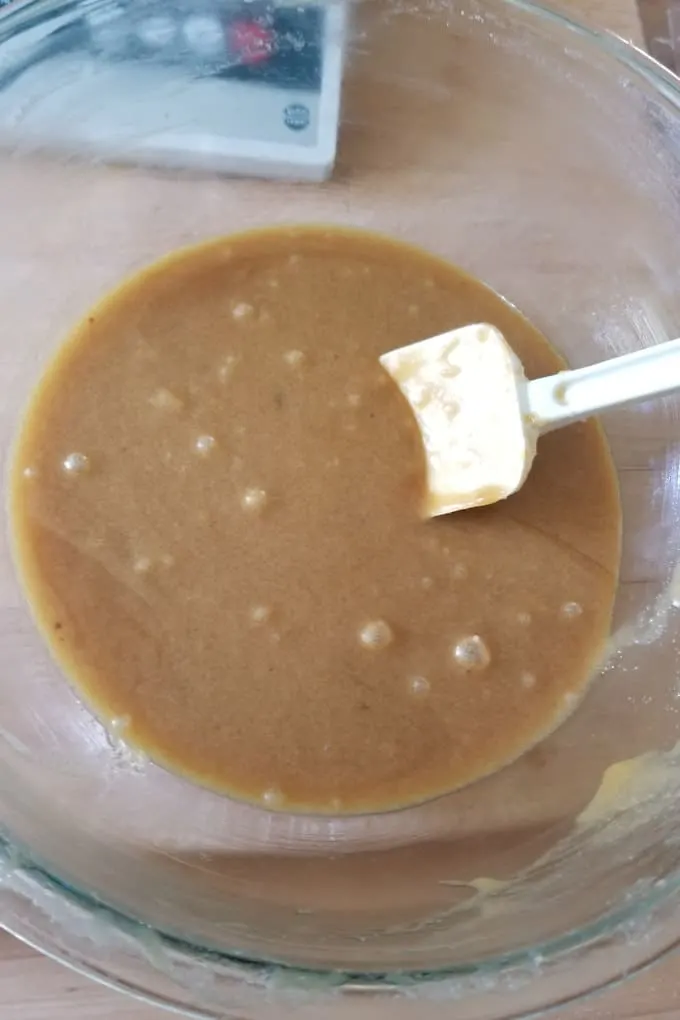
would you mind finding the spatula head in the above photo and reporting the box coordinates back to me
[380,323,538,516]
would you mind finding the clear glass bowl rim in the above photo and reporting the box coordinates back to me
[2,0,680,1017]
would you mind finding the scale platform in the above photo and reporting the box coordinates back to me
[0,0,347,180]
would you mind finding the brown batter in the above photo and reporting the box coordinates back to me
[9,226,620,814]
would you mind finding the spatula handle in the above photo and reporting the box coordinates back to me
[525,337,680,431]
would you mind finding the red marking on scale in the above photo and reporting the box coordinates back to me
[228,20,274,65]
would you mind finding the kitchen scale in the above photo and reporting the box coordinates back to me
[0,0,347,180]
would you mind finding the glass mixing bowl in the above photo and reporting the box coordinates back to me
[3,0,680,1017]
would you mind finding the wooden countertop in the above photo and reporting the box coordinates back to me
[4,2,671,1019]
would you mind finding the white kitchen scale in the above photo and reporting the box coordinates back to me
[0,0,347,180]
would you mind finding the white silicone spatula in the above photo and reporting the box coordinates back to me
[380,323,680,517]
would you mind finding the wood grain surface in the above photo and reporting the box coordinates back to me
[3,2,668,1019]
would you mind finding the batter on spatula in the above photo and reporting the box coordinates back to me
[10,226,620,814]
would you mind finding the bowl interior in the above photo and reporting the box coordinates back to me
[2,0,680,998]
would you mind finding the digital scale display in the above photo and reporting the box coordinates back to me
[85,1,325,91]
[0,0,347,179]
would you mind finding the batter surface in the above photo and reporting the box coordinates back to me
[10,226,620,813]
